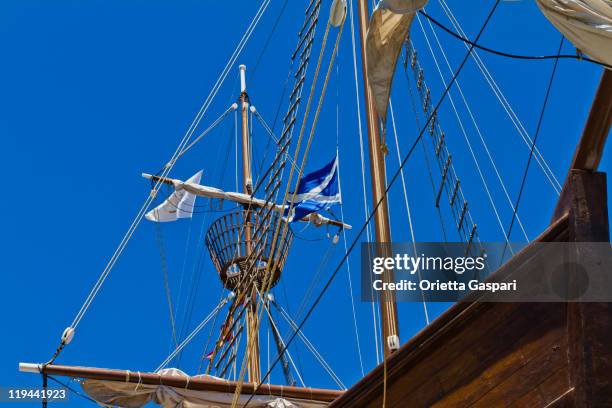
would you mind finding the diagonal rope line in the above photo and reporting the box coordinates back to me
[67,0,272,337]
[501,37,565,261]
[156,296,230,372]
[413,15,514,250]
[389,100,429,324]
[242,2,502,405]
[274,302,346,389]
[348,0,382,365]
[437,0,562,194]
[418,9,612,70]
[417,11,530,241]
[262,301,306,387]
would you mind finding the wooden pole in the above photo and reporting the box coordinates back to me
[355,0,400,357]
[19,363,342,402]
[552,69,612,222]
[239,64,261,384]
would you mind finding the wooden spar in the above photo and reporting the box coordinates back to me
[239,64,261,384]
[19,363,342,402]
[356,0,400,356]
[552,69,612,222]
[141,173,351,230]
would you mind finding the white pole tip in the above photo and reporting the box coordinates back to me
[19,363,41,373]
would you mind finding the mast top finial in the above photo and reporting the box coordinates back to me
[239,64,247,93]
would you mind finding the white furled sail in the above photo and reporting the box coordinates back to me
[366,0,428,120]
[537,0,612,67]
[330,0,347,27]
[81,369,329,408]
[145,170,203,222]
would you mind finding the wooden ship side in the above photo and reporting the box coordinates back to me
[329,70,612,408]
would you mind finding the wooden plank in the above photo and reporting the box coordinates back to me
[552,69,612,222]
[566,170,612,407]
[570,70,612,171]
[436,305,566,407]
[509,367,572,408]
[362,303,564,407]
[468,324,567,407]
[329,215,570,408]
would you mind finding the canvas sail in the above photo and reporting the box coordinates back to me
[537,0,612,66]
[145,171,203,222]
[81,369,331,408]
[366,0,428,120]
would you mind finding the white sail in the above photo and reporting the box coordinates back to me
[537,0,612,66]
[366,0,428,120]
[81,369,329,408]
[145,170,203,222]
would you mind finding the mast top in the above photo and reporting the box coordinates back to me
[239,64,247,93]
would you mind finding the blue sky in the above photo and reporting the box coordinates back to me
[1,0,609,406]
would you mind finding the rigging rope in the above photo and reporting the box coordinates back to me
[404,43,486,256]
[348,0,382,366]
[235,13,345,407]
[232,11,344,407]
[60,0,272,362]
[154,221,179,347]
[156,296,230,371]
[501,37,565,260]
[388,100,430,324]
[242,2,502,405]
[411,21,515,249]
[403,65,449,241]
[417,11,530,241]
[419,9,612,70]
[337,146,366,374]
[438,0,562,194]
[263,301,305,387]
[273,302,346,389]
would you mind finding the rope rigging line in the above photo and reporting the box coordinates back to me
[166,103,238,167]
[403,64,449,242]
[262,300,306,387]
[273,301,346,389]
[410,21,515,250]
[501,37,565,261]
[404,42,487,256]
[47,376,98,405]
[348,0,382,366]
[154,221,179,348]
[56,0,273,366]
[250,106,300,173]
[175,114,238,367]
[437,0,562,194]
[337,105,365,375]
[418,9,612,70]
[156,296,230,372]
[388,100,430,325]
[234,12,345,407]
[241,2,502,405]
[416,11,530,242]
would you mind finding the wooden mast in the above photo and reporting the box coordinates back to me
[19,363,342,402]
[355,0,400,357]
[239,64,261,384]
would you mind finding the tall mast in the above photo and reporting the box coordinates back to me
[239,64,261,383]
[355,0,400,357]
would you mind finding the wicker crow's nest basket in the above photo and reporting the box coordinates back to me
[205,209,293,290]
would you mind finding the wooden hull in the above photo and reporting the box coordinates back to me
[331,169,611,407]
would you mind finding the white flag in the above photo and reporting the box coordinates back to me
[145,170,203,222]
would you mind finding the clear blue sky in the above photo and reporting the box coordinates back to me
[1,1,609,406]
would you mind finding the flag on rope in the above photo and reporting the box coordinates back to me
[145,170,203,222]
[286,155,341,222]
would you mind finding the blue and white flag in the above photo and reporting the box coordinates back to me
[286,155,341,222]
